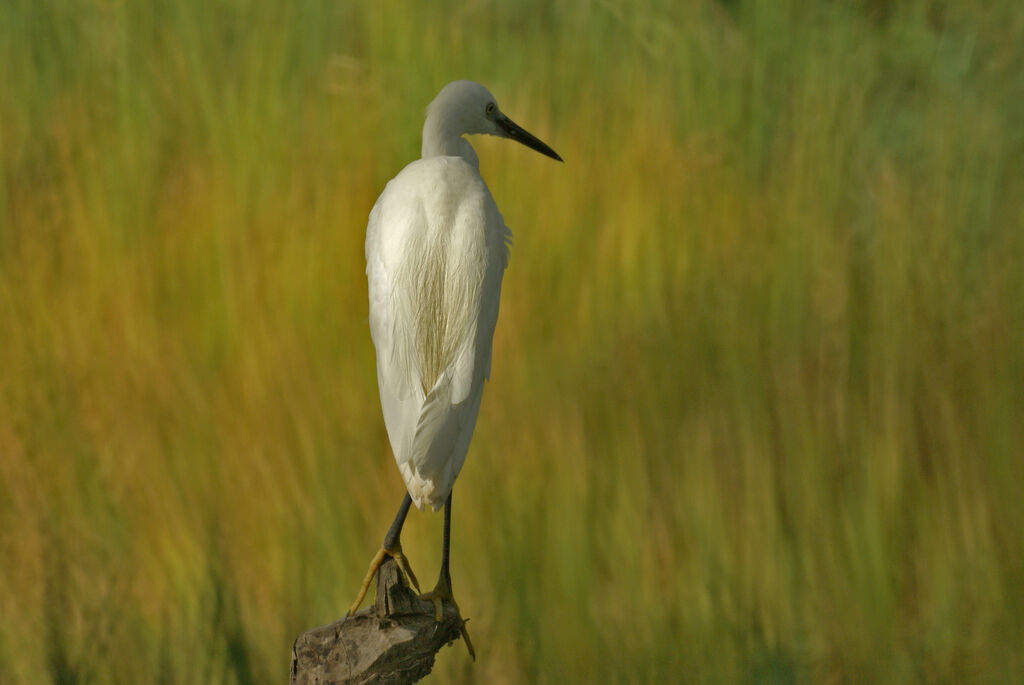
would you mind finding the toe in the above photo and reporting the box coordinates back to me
[460,622,476,660]
[392,552,421,593]
[431,596,443,621]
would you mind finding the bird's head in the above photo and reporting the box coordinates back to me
[423,80,562,162]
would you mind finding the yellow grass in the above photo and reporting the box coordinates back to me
[1,1,1022,682]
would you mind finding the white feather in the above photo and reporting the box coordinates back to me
[365,80,555,512]
[366,156,508,510]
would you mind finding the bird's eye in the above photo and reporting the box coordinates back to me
[485,102,496,116]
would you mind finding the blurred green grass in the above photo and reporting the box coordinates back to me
[1,1,1023,682]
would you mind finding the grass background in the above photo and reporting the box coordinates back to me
[2,1,1023,682]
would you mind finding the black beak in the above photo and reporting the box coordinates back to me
[496,114,563,162]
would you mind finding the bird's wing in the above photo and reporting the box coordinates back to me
[404,207,505,487]
[366,197,423,466]
[365,160,507,506]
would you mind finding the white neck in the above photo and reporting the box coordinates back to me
[421,117,479,168]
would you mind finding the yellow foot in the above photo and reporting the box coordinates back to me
[421,579,476,660]
[347,544,420,617]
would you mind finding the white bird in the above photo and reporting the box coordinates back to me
[346,81,561,656]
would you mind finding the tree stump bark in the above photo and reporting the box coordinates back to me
[290,559,467,684]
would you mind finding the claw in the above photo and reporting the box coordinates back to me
[391,550,421,594]
[347,544,419,617]
[420,581,475,659]
[430,596,443,621]
[459,620,476,660]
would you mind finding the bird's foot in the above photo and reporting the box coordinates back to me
[347,543,420,617]
[420,575,475,659]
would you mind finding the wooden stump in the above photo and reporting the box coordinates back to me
[290,559,467,684]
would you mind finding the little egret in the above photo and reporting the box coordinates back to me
[347,81,561,657]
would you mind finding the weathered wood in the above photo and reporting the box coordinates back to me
[290,559,467,685]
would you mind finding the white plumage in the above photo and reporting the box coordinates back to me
[346,80,560,641]
[365,81,560,511]
[366,157,509,510]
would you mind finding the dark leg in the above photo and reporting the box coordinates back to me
[347,493,421,616]
[421,491,475,659]
[384,493,414,550]
[438,491,453,589]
